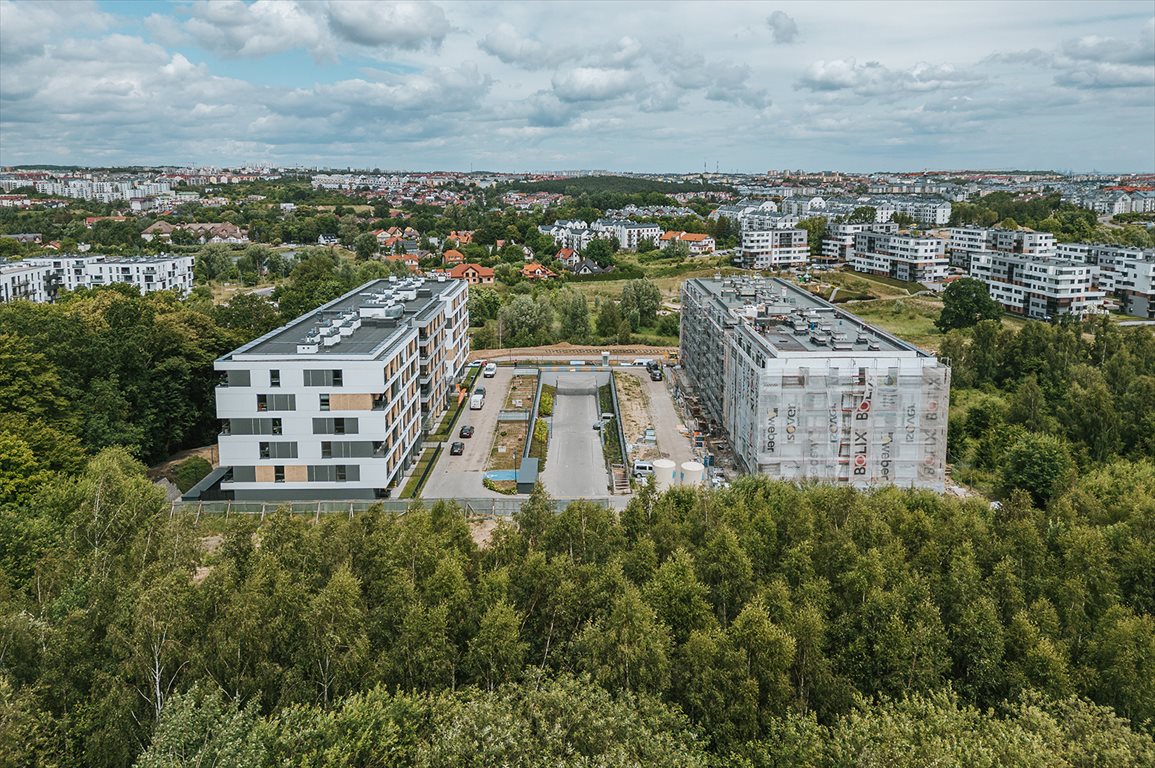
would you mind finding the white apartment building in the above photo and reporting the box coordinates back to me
[970,253,1103,320]
[0,261,53,303]
[592,218,663,250]
[204,276,469,501]
[891,198,952,225]
[849,232,949,285]
[23,254,195,297]
[739,226,809,269]
[680,276,950,492]
[947,226,1056,268]
[820,222,898,264]
[1057,243,1155,318]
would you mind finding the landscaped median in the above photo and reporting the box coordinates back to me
[399,445,441,498]
[428,366,481,443]
[482,370,539,494]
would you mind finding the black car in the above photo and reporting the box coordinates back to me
[449,441,465,456]
[459,425,475,438]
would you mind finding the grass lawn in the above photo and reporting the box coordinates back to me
[503,374,538,410]
[844,297,945,349]
[400,446,441,498]
[487,421,528,471]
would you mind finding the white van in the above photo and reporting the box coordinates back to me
[632,459,654,478]
[483,362,497,378]
[469,393,484,410]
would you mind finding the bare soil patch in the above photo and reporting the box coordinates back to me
[613,372,658,459]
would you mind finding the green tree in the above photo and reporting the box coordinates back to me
[584,238,615,267]
[936,278,1003,331]
[597,300,622,338]
[353,232,379,260]
[578,585,672,694]
[306,564,369,705]
[620,279,662,328]
[1000,432,1074,506]
[133,683,267,768]
[465,600,527,691]
[558,290,591,343]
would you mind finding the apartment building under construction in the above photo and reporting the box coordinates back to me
[680,276,950,492]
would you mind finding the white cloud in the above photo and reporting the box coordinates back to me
[326,0,451,50]
[795,59,985,96]
[0,0,112,62]
[552,67,638,102]
[478,23,548,68]
[767,10,798,44]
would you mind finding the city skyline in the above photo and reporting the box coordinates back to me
[1,0,1153,172]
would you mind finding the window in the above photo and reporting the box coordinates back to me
[319,394,330,411]
[271,418,282,435]
[321,441,332,459]
[226,369,251,387]
[258,394,295,412]
[336,465,347,482]
[334,418,346,435]
[304,369,344,387]
[220,419,231,435]
[259,442,298,459]
[274,465,285,483]
[312,417,359,435]
[270,369,280,387]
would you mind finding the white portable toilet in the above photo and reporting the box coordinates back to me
[680,460,705,487]
[653,458,677,491]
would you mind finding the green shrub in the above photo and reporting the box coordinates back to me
[172,456,213,492]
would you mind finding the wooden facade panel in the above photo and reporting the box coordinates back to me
[255,466,275,483]
[330,393,373,410]
[285,465,308,482]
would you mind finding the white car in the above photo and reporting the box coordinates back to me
[483,362,497,378]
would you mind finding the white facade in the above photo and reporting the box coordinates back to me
[1057,243,1155,318]
[849,232,949,285]
[211,276,469,501]
[970,253,1104,320]
[680,276,950,492]
[820,222,898,263]
[592,218,663,250]
[740,227,809,268]
[0,261,53,303]
[24,254,194,297]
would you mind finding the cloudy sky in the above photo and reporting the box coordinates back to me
[1,0,1153,172]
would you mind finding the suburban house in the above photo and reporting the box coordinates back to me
[555,247,578,268]
[449,263,495,284]
[442,248,465,265]
[445,230,473,246]
[659,231,716,254]
[385,253,420,273]
[521,262,555,280]
[570,258,609,275]
[141,221,249,244]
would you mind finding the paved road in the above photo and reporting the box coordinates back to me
[421,367,513,499]
[540,374,609,499]
[619,367,694,466]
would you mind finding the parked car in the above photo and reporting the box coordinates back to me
[593,421,602,431]
[459,425,474,438]
[483,362,497,378]
[450,442,465,456]
[474,386,486,397]
[468,360,483,368]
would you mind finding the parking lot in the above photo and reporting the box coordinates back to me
[421,366,513,499]
[539,373,610,499]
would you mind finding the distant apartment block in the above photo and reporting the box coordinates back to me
[1,254,194,302]
[0,261,53,303]
[969,252,1103,320]
[204,276,469,501]
[946,226,1055,268]
[739,225,809,269]
[848,232,948,284]
[1056,243,1155,318]
[592,218,663,250]
[680,276,950,492]
[819,222,898,264]
[33,254,195,296]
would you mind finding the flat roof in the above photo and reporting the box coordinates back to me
[222,276,461,361]
[687,276,926,356]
